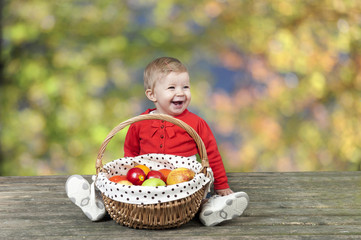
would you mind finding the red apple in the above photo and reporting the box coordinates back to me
[146,170,165,181]
[127,167,146,185]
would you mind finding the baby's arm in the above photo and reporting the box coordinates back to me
[215,188,234,196]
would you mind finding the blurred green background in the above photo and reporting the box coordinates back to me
[1,0,361,176]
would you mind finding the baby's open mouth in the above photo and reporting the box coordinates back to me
[172,101,183,106]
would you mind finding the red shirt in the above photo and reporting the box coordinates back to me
[124,109,229,190]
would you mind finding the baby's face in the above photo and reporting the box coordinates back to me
[152,71,191,116]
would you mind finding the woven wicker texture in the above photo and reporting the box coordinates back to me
[95,114,210,229]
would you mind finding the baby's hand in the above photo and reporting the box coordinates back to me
[215,188,234,196]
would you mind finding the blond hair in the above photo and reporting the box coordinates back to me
[144,57,188,90]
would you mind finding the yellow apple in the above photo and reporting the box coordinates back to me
[117,180,133,185]
[166,167,195,185]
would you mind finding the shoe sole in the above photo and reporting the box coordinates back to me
[200,192,249,227]
[65,175,106,221]
[65,175,91,207]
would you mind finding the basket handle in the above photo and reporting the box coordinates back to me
[96,114,209,174]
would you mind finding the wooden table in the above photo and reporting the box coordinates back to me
[1,172,360,239]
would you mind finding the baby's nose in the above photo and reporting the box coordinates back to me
[175,88,185,95]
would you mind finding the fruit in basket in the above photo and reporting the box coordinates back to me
[166,167,195,185]
[159,169,171,181]
[117,180,133,185]
[134,164,150,175]
[127,167,146,185]
[142,178,166,187]
[109,175,127,183]
[146,170,165,181]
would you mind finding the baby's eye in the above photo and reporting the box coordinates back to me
[168,86,175,90]
[183,86,190,89]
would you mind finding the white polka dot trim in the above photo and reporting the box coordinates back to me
[95,154,212,205]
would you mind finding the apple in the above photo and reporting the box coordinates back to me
[141,178,166,187]
[146,170,165,181]
[127,167,146,185]
[166,167,195,185]
[117,180,133,185]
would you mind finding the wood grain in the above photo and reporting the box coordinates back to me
[1,172,360,239]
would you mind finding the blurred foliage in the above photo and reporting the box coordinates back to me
[1,0,361,176]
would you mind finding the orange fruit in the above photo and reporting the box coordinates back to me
[159,169,171,182]
[109,175,127,183]
[134,164,150,176]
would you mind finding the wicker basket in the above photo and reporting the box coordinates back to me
[95,114,210,229]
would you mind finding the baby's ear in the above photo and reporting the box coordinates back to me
[145,89,156,102]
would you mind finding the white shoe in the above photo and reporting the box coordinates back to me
[199,192,249,226]
[65,175,106,221]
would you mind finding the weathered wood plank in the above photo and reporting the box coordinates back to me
[0,172,360,239]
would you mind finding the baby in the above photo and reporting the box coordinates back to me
[66,57,249,226]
